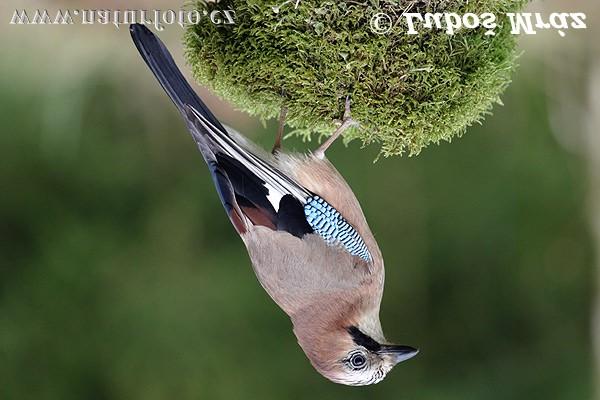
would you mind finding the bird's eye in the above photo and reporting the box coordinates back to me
[349,353,367,369]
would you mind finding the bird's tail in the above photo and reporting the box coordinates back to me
[129,23,223,133]
[130,23,247,233]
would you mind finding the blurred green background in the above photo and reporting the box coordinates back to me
[1,1,598,399]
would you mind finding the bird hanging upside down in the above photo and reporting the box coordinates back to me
[130,23,418,386]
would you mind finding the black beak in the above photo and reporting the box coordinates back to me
[380,345,419,364]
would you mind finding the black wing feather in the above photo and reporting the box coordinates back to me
[277,195,313,238]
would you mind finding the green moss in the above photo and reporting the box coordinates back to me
[185,0,526,156]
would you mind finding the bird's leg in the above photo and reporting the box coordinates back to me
[314,96,358,159]
[272,105,288,154]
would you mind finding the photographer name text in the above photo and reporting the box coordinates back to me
[369,12,587,37]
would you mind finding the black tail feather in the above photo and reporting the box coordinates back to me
[129,23,224,132]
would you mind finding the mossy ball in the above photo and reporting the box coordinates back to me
[185,0,526,157]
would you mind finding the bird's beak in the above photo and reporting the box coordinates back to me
[380,345,419,364]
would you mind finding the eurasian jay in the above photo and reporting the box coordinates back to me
[130,23,417,386]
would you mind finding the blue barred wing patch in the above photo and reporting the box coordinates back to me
[304,196,372,262]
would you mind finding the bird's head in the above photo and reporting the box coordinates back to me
[295,320,418,386]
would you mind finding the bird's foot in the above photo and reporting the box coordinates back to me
[314,96,359,159]
[272,105,288,155]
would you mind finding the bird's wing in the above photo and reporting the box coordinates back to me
[183,105,313,233]
[130,24,372,262]
[186,106,373,261]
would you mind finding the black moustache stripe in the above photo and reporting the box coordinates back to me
[347,326,381,352]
